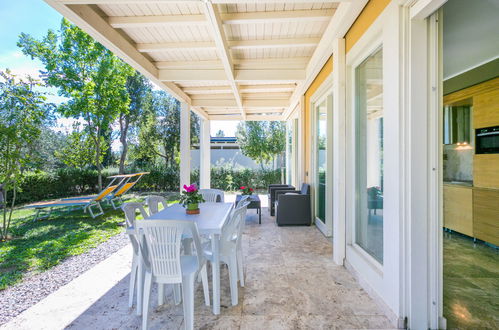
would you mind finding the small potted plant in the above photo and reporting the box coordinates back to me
[180,184,205,214]
[239,186,254,196]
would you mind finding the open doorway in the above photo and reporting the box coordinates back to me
[440,0,499,328]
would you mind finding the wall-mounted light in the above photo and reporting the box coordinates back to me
[455,142,473,150]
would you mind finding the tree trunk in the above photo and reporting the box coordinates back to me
[95,135,103,190]
[119,115,129,174]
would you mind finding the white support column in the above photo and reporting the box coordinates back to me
[200,119,211,189]
[332,38,346,266]
[180,102,191,191]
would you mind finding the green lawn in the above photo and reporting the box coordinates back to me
[0,194,177,291]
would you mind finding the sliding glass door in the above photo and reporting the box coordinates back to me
[315,98,327,225]
[313,92,332,236]
[355,47,384,263]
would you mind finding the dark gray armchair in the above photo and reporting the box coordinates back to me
[275,184,311,226]
[268,184,294,216]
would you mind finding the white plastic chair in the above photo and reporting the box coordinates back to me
[121,202,149,313]
[199,189,224,203]
[136,220,210,330]
[234,197,251,287]
[145,195,168,215]
[203,203,248,306]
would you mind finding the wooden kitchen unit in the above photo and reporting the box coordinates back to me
[473,188,499,246]
[443,77,499,247]
[443,184,473,237]
[473,154,499,189]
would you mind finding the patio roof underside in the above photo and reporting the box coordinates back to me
[46,0,366,121]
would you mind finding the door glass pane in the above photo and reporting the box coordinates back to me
[355,47,384,263]
[286,121,293,185]
[316,99,327,223]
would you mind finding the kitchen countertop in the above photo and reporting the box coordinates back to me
[443,181,473,187]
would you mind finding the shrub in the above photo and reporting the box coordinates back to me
[15,166,282,205]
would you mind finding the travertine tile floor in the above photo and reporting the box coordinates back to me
[64,204,396,330]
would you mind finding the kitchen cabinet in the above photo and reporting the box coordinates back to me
[474,154,499,188]
[473,89,499,129]
[473,188,499,246]
[443,184,473,237]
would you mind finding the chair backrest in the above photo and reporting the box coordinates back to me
[236,195,251,208]
[136,220,204,283]
[145,195,168,215]
[301,184,310,195]
[221,204,247,248]
[121,202,148,255]
[94,185,119,201]
[121,202,149,228]
[199,189,224,203]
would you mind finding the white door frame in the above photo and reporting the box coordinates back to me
[310,76,334,237]
[287,107,300,188]
[332,38,347,265]
[403,1,445,328]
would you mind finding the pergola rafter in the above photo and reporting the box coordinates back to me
[46,0,366,121]
[202,1,245,119]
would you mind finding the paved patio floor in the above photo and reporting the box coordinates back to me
[3,196,396,330]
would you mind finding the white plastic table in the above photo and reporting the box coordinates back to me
[148,202,233,315]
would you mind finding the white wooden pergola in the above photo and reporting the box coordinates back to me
[45,0,366,190]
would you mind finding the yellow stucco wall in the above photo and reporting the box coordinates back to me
[345,0,391,53]
[301,0,391,182]
[303,56,333,181]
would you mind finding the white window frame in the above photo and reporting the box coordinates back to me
[310,75,334,237]
[344,2,403,325]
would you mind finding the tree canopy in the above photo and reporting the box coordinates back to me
[236,121,286,168]
[0,70,53,240]
[18,18,134,188]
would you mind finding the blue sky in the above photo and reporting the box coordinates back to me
[0,0,237,136]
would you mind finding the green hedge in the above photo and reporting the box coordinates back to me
[15,166,282,205]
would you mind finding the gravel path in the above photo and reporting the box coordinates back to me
[0,233,130,326]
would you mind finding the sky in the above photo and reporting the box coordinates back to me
[0,0,238,137]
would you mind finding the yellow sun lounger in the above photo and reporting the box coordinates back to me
[61,172,148,209]
[25,184,119,221]
[108,172,149,209]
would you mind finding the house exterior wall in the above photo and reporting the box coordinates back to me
[303,56,333,184]
[300,0,407,326]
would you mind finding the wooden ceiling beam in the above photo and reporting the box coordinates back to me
[222,9,335,25]
[192,98,289,108]
[137,41,216,52]
[208,114,284,121]
[202,1,245,119]
[182,84,297,94]
[229,38,320,50]
[57,0,346,5]
[108,9,334,28]
[158,69,304,82]
[154,58,309,70]
[108,14,206,28]
[137,38,319,53]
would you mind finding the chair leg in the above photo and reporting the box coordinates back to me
[200,265,210,306]
[173,284,181,305]
[237,248,245,287]
[228,255,238,306]
[182,238,193,255]
[158,283,165,306]
[182,275,195,330]
[142,271,152,330]
[129,255,138,308]
[137,259,144,316]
